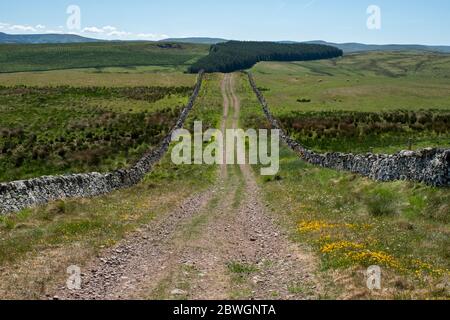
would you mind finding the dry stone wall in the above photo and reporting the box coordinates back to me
[247,72,449,187]
[0,71,204,214]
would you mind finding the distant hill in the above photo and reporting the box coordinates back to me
[0,32,101,44]
[0,42,209,73]
[161,38,450,54]
[2,32,449,54]
[304,40,450,54]
[161,37,228,45]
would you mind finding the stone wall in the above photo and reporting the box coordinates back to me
[247,72,450,187]
[0,71,205,214]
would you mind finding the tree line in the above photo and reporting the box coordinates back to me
[189,41,343,73]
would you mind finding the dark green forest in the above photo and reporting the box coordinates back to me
[189,41,344,73]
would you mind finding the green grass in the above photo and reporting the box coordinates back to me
[256,147,450,298]
[276,110,450,153]
[0,85,193,182]
[0,42,210,73]
[227,261,259,285]
[251,51,450,113]
[0,67,198,87]
[185,73,224,131]
[249,52,450,153]
[227,261,259,275]
[0,46,209,182]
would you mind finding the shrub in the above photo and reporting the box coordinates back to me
[365,187,399,216]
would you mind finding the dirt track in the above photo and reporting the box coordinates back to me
[57,73,319,300]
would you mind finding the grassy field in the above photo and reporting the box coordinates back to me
[250,51,450,153]
[251,51,450,113]
[0,84,193,182]
[0,66,197,87]
[258,147,450,299]
[235,72,450,299]
[0,42,209,73]
[0,74,222,299]
[0,43,210,182]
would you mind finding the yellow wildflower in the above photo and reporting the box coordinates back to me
[345,250,403,270]
[298,220,338,233]
[298,220,373,233]
[321,241,365,254]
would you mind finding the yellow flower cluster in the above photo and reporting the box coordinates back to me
[298,220,338,233]
[345,223,373,230]
[297,220,450,279]
[298,220,373,233]
[345,250,403,270]
[320,241,365,254]
[412,259,450,277]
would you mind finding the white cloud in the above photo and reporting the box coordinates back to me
[9,24,37,32]
[82,26,105,34]
[137,33,156,38]
[82,25,123,35]
[107,30,131,37]
[136,33,168,40]
[0,21,169,41]
[102,25,116,32]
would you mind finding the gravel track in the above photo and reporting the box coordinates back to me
[56,73,319,300]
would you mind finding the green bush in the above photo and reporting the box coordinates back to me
[365,187,399,216]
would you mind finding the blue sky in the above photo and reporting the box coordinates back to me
[1,0,449,45]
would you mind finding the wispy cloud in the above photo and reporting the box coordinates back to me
[102,26,116,32]
[9,24,37,32]
[137,33,169,40]
[0,21,169,41]
[80,25,167,40]
[82,26,105,34]
[107,30,131,37]
[0,22,39,33]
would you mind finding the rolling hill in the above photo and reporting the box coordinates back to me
[163,38,450,54]
[0,42,209,73]
[2,32,449,54]
[160,37,228,45]
[298,40,450,54]
[0,32,101,44]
